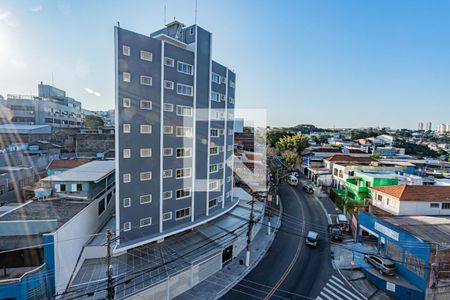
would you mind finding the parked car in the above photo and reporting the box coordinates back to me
[338,214,350,232]
[292,171,300,178]
[302,185,314,193]
[330,227,343,241]
[364,254,397,276]
[305,231,319,247]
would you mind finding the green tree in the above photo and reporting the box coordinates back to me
[371,153,381,159]
[276,134,310,155]
[281,150,300,171]
[83,115,104,129]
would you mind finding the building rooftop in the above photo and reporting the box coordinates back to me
[47,158,92,170]
[370,185,450,201]
[325,154,376,163]
[42,160,115,183]
[0,198,91,227]
[379,215,450,246]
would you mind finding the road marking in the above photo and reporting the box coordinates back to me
[317,293,333,300]
[326,282,355,300]
[331,275,344,284]
[323,287,344,300]
[329,279,362,300]
[264,186,305,300]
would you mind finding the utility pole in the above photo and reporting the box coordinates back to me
[106,229,114,300]
[245,195,255,267]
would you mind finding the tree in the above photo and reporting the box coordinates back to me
[282,150,300,171]
[276,134,310,155]
[266,129,294,147]
[371,153,381,159]
[84,115,104,129]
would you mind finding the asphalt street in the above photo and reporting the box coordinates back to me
[221,181,364,300]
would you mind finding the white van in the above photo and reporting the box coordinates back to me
[288,175,298,187]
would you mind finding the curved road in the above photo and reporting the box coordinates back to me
[221,181,348,300]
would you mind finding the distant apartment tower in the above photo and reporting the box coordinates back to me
[425,121,432,131]
[0,82,83,128]
[115,21,236,250]
[417,122,424,131]
[437,124,449,133]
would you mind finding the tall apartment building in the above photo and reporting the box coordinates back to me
[437,123,450,133]
[115,21,236,251]
[425,121,432,131]
[0,82,83,128]
[417,122,424,131]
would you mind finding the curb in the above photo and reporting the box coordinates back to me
[213,200,284,300]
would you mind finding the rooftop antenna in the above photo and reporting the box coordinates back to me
[117,21,120,28]
[164,4,167,25]
[194,0,198,24]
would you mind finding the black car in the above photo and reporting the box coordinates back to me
[302,185,314,193]
[330,227,343,241]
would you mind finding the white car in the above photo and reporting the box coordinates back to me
[305,231,319,247]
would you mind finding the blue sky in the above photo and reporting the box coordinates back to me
[0,0,449,129]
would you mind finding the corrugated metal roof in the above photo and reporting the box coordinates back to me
[41,160,115,183]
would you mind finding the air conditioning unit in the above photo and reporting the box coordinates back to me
[220,94,225,101]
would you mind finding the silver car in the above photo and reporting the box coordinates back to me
[364,254,396,276]
[305,231,319,247]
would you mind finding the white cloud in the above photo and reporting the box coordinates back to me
[9,58,26,69]
[0,11,12,20]
[30,4,43,12]
[85,88,101,97]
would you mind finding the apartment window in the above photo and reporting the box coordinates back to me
[211,110,223,120]
[209,164,218,173]
[140,50,152,61]
[176,126,192,137]
[228,129,234,135]
[140,124,152,134]
[123,72,131,82]
[123,222,131,232]
[140,217,152,227]
[164,80,174,89]
[163,191,172,199]
[123,148,131,158]
[210,146,218,155]
[140,194,152,204]
[176,168,191,179]
[164,57,174,67]
[163,148,173,156]
[122,45,130,56]
[176,83,193,96]
[210,128,219,137]
[208,198,218,208]
[442,203,450,209]
[176,188,191,199]
[175,207,191,220]
[210,91,221,102]
[177,61,193,75]
[123,173,131,183]
[209,180,219,191]
[140,148,152,157]
[229,80,235,88]
[123,197,131,208]
[140,76,152,86]
[123,124,131,133]
[123,98,131,108]
[227,145,233,151]
[164,103,174,112]
[140,171,152,181]
[228,113,234,120]
[163,169,173,178]
[189,27,195,35]
[140,99,152,110]
[430,203,439,208]
[176,147,192,158]
[176,105,193,117]
[164,126,173,134]
[211,73,221,84]
[163,212,172,221]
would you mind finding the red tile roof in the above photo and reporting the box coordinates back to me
[47,159,91,170]
[370,185,450,201]
[324,154,376,163]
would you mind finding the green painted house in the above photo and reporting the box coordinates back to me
[334,171,399,203]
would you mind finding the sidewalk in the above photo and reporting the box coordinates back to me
[174,203,282,300]
[300,177,392,300]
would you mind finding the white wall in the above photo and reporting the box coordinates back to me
[373,192,450,216]
[52,187,114,294]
